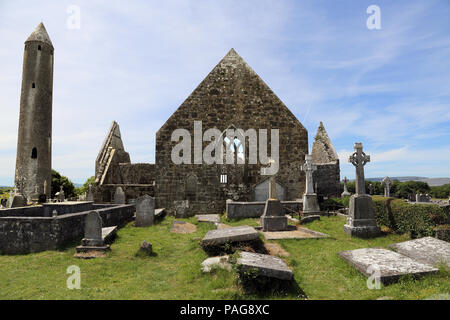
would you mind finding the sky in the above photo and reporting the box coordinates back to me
[0,0,449,185]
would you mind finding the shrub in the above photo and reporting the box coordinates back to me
[373,197,447,238]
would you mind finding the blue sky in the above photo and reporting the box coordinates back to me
[0,0,449,185]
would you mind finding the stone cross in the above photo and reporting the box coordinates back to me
[382,176,392,197]
[301,154,317,195]
[43,180,47,195]
[369,183,374,195]
[341,177,351,197]
[349,143,370,196]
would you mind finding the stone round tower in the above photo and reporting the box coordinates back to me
[14,22,54,200]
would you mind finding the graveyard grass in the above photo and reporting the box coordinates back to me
[0,215,448,300]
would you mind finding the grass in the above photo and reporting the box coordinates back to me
[0,214,448,300]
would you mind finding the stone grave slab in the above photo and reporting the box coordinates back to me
[201,255,232,273]
[195,214,220,224]
[261,225,329,240]
[102,226,117,244]
[202,226,259,247]
[237,251,293,280]
[389,237,450,268]
[339,248,439,283]
[170,220,197,234]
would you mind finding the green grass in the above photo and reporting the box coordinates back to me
[0,215,448,300]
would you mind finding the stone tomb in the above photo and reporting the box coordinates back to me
[389,237,450,269]
[195,214,220,224]
[339,248,439,283]
[135,194,155,227]
[260,171,288,231]
[237,251,293,280]
[202,225,259,247]
[75,211,111,258]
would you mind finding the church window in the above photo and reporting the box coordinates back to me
[31,147,37,159]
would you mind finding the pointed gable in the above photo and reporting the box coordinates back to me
[311,122,339,164]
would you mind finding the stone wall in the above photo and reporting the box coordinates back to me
[0,204,134,254]
[155,49,308,215]
[313,162,341,198]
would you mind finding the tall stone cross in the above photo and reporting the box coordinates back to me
[349,143,370,196]
[43,180,47,195]
[382,176,392,197]
[268,159,277,199]
[301,154,317,195]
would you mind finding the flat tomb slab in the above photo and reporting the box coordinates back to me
[339,248,439,283]
[262,225,329,240]
[237,251,293,280]
[195,214,220,224]
[171,220,197,234]
[102,226,117,244]
[389,237,450,268]
[202,226,258,246]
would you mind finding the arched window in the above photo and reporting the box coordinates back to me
[32,83,35,88]
[31,147,37,159]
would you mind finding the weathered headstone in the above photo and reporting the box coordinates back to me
[343,143,380,238]
[139,241,153,255]
[9,193,26,208]
[382,176,392,197]
[82,211,104,247]
[135,194,155,227]
[86,184,94,201]
[301,154,321,214]
[113,186,125,204]
[341,177,351,197]
[260,160,288,231]
[174,200,189,217]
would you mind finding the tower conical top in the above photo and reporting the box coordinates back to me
[26,22,53,47]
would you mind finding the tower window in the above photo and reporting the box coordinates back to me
[31,147,37,159]
[32,83,35,88]
[220,174,227,184]
[38,45,41,51]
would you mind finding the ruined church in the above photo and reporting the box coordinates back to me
[93,49,341,215]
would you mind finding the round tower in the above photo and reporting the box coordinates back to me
[14,22,54,200]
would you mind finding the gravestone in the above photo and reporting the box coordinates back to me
[174,200,189,217]
[139,241,153,255]
[56,186,65,202]
[82,211,104,247]
[301,154,321,214]
[341,177,351,197]
[389,237,450,269]
[86,185,94,201]
[113,186,125,204]
[135,194,155,227]
[260,161,288,231]
[382,176,392,197]
[339,248,438,283]
[343,143,380,238]
[237,252,293,280]
[10,193,26,208]
[201,225,259,247]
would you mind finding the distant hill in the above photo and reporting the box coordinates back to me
[365,177,450,186]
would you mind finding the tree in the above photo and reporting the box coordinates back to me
[76,176,95,196]
[51,169,76,198]
[396,181,430,199]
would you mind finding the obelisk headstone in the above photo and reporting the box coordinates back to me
[301,154,321,214]
[344,143,380,238]
[382,176,392,198]
[135,194,155,227]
